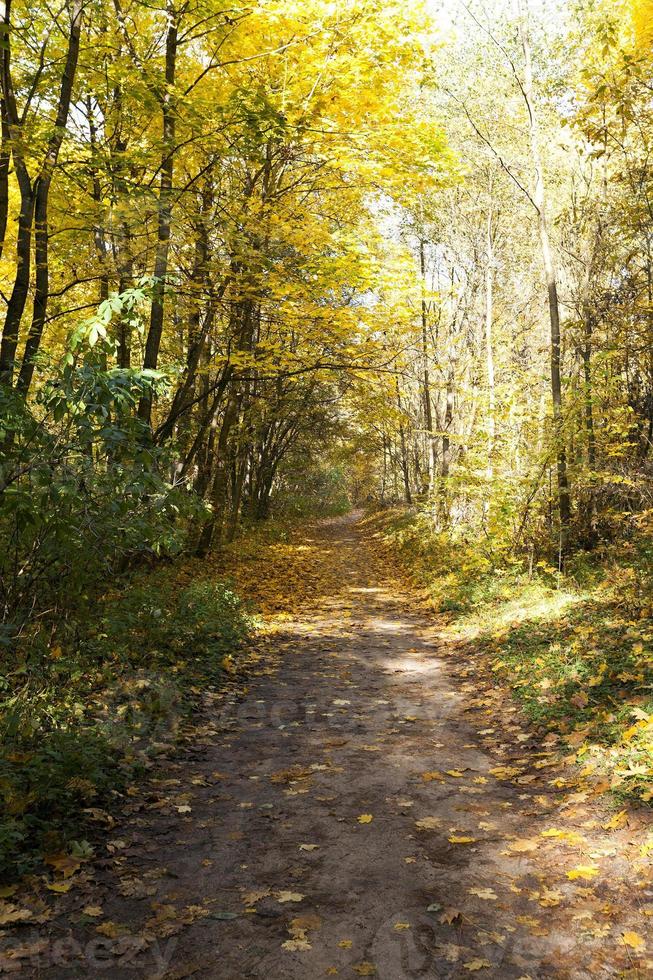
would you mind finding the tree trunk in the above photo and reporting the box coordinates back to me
[419,239,437,491]
[138,0,178,422]
[518,0,571,546]
[484,197,496,519]
[3,0,83,391]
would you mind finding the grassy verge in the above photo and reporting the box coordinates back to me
[0,569,254,880]
[365,508,653,806]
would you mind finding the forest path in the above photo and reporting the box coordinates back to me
[16,515,652,978]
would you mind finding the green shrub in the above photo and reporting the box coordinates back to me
[0,291,206,649]
[0,576,253,879]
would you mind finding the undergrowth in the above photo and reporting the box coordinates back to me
[367,507,653,806]
[0,574,253,880]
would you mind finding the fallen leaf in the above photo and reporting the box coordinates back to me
[464,959,492,971]
[0,903,33,926]
[469,888,497,901]
[96,921,129,939]
[242,889,270,905]
[44,852,82,878]
[439,907,462,924]
[602,810,627,831]
[357,814,373,824]
[282,938,312,951]
[291,914,322,931]
[622,931,646,951]
[352,963,376,976]
[415,817,441,830]
[566,865,599,881]
[507,838,538,853]
[276,891,305,903]
[449,836,476,844]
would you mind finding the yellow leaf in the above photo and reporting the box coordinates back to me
[44,852,83,878]
[82,906,103,917]
[507,838,539,853]
[469,887,497,900]
[622,931,646,951]
[0,903,33,925]
[415,816,441,830]
[357,814,373,824]
[46,881,72,894]
[602,810,627,831]
[566,865,599,881]
[282,938,312,951]
[352,963,376,976]
[464,960,492,972]
[393,922,411,930]
[276,891,305,903]
[338,939,353,948]
[449,836,476,844]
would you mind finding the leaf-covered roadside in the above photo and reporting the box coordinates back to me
[0,571,253,881]
[367,508,653,807]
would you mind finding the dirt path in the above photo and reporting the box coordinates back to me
[6,516,652,978]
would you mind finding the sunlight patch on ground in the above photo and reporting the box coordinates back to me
[447,588,585,644]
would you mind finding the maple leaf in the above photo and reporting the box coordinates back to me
[602,810,627,831]
[276,891,305,903]
[242,889,270,905]
[291,914,322,932]
[0,903,33,926]
[622,931,646,951]
[282,938,311,951]
[96,921,130,939]
[44,852,83,878]
[538,888,563,908]
[439,907,462,924]
[469,887,497,900]
[507,838,538,852]
[566,865,599,881]
[415,816,441,830]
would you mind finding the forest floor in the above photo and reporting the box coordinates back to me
[2,513,653,978]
